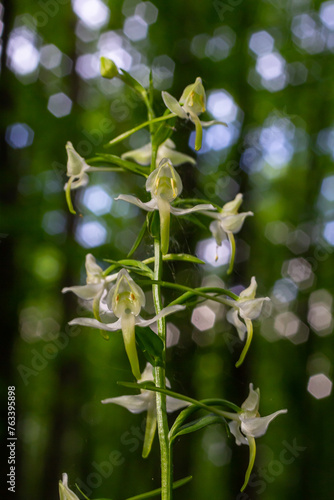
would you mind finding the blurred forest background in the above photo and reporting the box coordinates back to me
[1,0,334,499]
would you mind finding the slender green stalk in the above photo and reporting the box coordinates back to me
[106,114,175,147]
[153,239,172,500]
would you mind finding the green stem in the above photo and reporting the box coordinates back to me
[106,114,175,148]
[153,239,172,500]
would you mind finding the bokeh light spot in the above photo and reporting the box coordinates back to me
[47,93,72,118]
[5,123,34,149]
[307,373,332,399]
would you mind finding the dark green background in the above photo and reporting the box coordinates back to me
[1,0,333,499]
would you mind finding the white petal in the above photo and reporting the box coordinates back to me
[66,142,90,177]
[238,298,270,320]
[226,309,247,342]
[166,396,190,412]
[222,193,243,214]
[139,363,155,383]
[241,383,260,414]
[85,253,104,280]
[115,194,157,212]
[240,276,257,300]
[102,394,150,414]
[136,305,185,327]
[209,220,227,246]
[162,91,188,119]
[241,409,288,438]
[68,317,122,331]
[65,172,89,190]
[62,284,103,300]
[219,212,253,234]
[121,143,152,166]
[170,203,216,216]
[228,420,248,446]
[59,473,80,500]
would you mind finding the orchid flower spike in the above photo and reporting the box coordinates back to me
[62,254,116,320]
[68,269,185,379]
[228,384,287,491]
[121,138,196,167]
[162,77,227,151]
[116,158,215,254]
[102,363,189,458]
[226,277,270,367]
[59,473,80,500]
[64,142,106,214]
[203,193,253,273]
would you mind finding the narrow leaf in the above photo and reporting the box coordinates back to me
[173,414,225,440]
[127,216,149,258]
[89,154,148,177]
[125,476,192,500]
[105,114,175,148]
[103,259,153,278]
[119,69,147,97]
[163,253,205,265]
[117,382,240,417]
[135,280,239,304]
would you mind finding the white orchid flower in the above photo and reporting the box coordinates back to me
[162,77,227,151]
[59,473,79,500]
[121,138,196,167]
[223,384,287,491]
[116,158,215,254]
[203,193,253,272]
[64,142,113,214]
[225,277,270,367]
[102,363,189,458]
[68,269,185,380]
[62,254,116,320]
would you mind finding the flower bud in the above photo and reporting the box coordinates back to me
[180,77,206,116]
[100,56,119,79]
